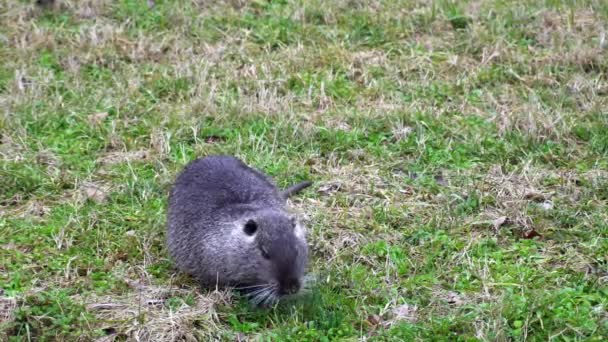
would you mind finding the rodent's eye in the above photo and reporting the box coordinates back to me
[260,247,270,260]
[243,220,257,236]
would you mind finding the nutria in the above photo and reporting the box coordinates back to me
[167,155,311,305]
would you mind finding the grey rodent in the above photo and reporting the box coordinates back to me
[167,155,312,305]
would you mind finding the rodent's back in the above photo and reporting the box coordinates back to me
[169,155,282,219]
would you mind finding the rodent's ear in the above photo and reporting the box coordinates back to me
[243,219,258,236]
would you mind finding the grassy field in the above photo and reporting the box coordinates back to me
[1,0,607,340]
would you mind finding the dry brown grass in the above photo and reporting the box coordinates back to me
[2,0,607,339]
[85,282,226,341]
[0,295,17,340]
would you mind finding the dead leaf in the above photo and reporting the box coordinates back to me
[204,136,226,144]
[88,112,108,125]
[390,303,417,323]
[15,70,31,92]
[82,183,108,204]
[493,216,509,230]
[522,229,542,239]
[317,182,342,195]
[332,121,351,132]
[398,187,414,195]
[524,191,546,202]
[365,314,382,327]
[392,125,413,141]
[539,200,553,210]
[445,291,464,306]
[146,299,165,307]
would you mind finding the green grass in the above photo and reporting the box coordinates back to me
[1,0,607,340]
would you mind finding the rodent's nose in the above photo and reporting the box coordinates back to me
[280,279,301,295]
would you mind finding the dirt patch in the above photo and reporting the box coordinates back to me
[88,112,109,125]
[80,182,109,204]
[98,150,150,165]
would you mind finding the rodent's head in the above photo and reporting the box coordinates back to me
[231,210,308,305]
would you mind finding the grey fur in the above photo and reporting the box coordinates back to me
[167,155,310,303]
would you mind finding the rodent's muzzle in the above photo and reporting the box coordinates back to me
[279,278,301,296]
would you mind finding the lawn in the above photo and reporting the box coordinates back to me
[0,0,607,340]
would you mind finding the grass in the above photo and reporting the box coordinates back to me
[0,0,607,340]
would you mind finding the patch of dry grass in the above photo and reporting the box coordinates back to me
[1,0,607,340]
[85,281,225,341]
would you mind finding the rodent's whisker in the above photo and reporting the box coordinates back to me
[235,283,272,290]
[258,288,275,306]
[247,287,271,299]
[248,285,273,301]
[251,288,271,305]
[262,288,278,306]
[246,284,273,295]
[262,285,278,305]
